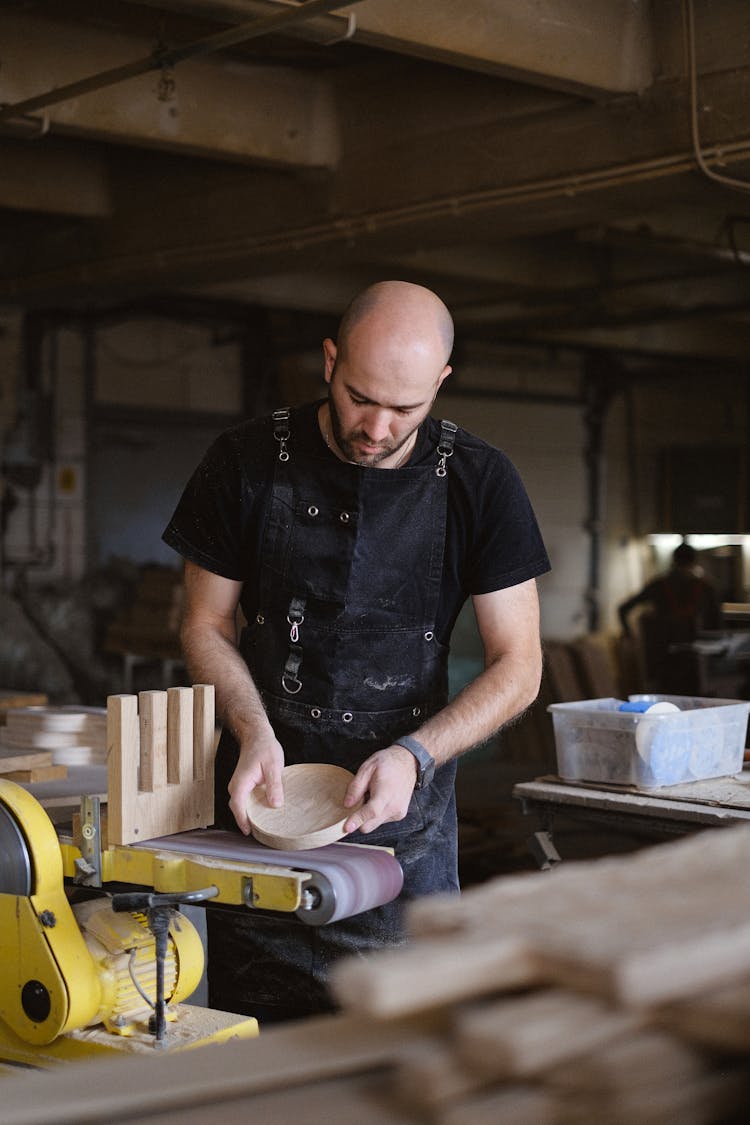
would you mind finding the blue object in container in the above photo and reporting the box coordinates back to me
[618,700,653,712]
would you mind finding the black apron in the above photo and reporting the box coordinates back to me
[208,409,460,1022]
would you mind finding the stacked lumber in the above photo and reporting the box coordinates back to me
[0,747,66,783]
[327,823,750,1122]
[0,705,106,767]
[3,826,750,1124]
[0,690,47,725]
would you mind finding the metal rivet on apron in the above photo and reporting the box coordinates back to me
[412,707,421,717]
[424,631,434,641]
[256,614,265,625]
[307,505,319,517]
[311,707,322,719]
[339,511,350,523]
[342,712,353,723]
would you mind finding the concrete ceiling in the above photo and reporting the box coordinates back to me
[1,0,750,366]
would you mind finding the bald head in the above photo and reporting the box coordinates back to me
[321,280,454,467]
[337,281,454,368]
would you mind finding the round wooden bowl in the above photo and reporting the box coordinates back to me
[246,762,363,850]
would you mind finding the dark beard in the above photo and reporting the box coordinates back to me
[328,393,405,466]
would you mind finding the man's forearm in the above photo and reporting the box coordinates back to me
[180,618,272,745]
[409,650,542,767]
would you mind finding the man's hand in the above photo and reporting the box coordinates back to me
[343,745,419,835]
[228,733,285,835]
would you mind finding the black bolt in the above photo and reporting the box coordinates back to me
[22,980,51,1023]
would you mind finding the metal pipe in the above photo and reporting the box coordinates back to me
[582,355,617,632]
[0,0,361,123]
[129,0,352,44]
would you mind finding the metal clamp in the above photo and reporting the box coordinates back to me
[272,408,291,462]
[436,419,458,477]
[75,795,103,887]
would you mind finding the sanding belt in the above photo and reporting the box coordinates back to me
[133,829,404,925]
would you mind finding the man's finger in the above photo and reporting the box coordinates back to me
[231,794,252,836]
[344,804,380,835]
[344,764,373,807]
[263,768,285,808]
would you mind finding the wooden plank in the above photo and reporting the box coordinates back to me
[0,692,47,722]
[138,689,167,792]
[193,683,213,783]
[107,693,139,846]
[404,822,750,1009]
[0,1011,438,1125]
[0,747,53,771]
[454,988,640,1078]
[545,1027,707,1094]
[331,935,543,1019]
[167,687,192,786]
[390,1038,487,1112]
[437,1085,558,1125]
[0,765,67,782]
[656,976,750,1052]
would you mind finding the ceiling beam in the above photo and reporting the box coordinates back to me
[0,9,340,168]
[0,140,111,217]
[131,0,656,96]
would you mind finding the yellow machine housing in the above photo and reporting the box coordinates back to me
[0,780,258,1064]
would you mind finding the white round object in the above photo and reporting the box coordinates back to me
[635,701,680,759]
[644,702,681,716]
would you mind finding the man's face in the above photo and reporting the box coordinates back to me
[323,339,451,468]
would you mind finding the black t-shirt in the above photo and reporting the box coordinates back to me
[163,401,550,641]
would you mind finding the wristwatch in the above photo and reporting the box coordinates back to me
[394,735,436,790]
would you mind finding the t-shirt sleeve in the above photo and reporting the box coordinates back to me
[162,429,254,581]
[466,450,550,595]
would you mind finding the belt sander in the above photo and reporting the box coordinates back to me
[0,686,403,1067]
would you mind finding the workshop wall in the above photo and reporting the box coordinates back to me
[1,313,747,676]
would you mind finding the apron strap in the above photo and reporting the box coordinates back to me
[272,408,291,462]
[436,419,458,477]
[282,595,306,694]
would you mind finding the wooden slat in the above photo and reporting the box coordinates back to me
[167,687,192,786]
[0,765,67,782]
[192,683,214,783]
[138,689,167,792]
[454,988,640,1079]
[437,1085,558,1125]
[656,976,750,1052]
[0,747,53,771]
[107,693,139,846]
[391,1038,486,1112]
[331,935,542,1019]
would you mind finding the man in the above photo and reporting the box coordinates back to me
[163,280,550,1022]
[619,542,721,694]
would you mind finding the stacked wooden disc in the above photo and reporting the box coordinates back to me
[0,705,107,769]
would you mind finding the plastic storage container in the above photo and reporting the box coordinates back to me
[548,694,750,788]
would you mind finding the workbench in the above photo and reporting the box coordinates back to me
[513,771,750,866]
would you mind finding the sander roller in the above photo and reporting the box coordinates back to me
[140,829,404,924]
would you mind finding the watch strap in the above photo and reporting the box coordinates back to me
[393,735,436,789]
